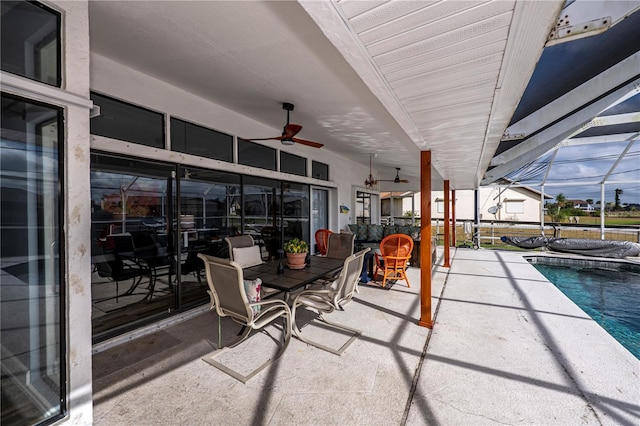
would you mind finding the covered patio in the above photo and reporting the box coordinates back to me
[3,1,639,424]
[92,248,638,425]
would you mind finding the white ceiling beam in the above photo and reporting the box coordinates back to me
[529,180,640,187]
[560,132,640,147]
[601,133,639,182]
[482,75,640,185]
[473,0,563,188]
[580,111,640,128]
[502,52,640,140]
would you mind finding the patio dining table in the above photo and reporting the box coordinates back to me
[243,256,344,299]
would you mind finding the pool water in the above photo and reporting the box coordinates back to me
[532,263,640,359]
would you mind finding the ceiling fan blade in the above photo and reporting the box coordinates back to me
[246,105,322,148]
[292,137,324,148]
[283,124,302,139]
[246,136,283,141]
[397,179,410,183]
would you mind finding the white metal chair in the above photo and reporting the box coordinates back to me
[225,235,279,298]
[291,248,369,355]
[225,235,261,263]
[198,253,292,383]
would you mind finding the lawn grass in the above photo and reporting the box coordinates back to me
[544,216,640,226]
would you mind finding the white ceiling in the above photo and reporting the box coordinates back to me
[88,0,563,191]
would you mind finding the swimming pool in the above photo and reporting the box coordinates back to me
[526,257,640,359]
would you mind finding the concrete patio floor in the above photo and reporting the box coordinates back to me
[92,248,639,425]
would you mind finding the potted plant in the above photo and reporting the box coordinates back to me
[283,237,308,269]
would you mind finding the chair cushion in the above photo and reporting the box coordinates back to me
[396,225,413,237]
[368,224,384,241]
[355,224,369,241]
[243,278,262,315]
[383,225,398,237]
[232,246,263,268]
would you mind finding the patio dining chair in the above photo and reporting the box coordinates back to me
[225,235,263,265]
[93,250,152,302]
[378,233,413,288]
[314,228,333,255]
[225,235,279,299]
[291,248,369,355]
[198,253,292,383]
[325,232,355,260]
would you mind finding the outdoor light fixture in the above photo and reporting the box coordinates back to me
[364,154,378,188]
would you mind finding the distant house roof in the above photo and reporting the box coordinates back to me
[493,178,554,199]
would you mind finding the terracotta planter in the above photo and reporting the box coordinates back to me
[286,252,307,269]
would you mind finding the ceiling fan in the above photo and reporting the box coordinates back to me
[246,102,323,148]
[379,168,410,184]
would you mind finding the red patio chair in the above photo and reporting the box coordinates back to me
[315,229,333,256]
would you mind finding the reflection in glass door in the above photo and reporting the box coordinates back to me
[176,167,240,308]
[1,94,65,425]
[90,154,176,341]
[243,176,281,261]
[311,188,328,254]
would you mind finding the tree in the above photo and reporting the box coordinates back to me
[555,193,566,215]
[586,198,593,205]
[548,193,568,222]
[615,188,623,210]
[403,210,419,218]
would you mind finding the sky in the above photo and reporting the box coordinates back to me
[510,141,640,205]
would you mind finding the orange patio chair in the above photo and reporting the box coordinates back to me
[314,229,333,256]
[378,233,414,288]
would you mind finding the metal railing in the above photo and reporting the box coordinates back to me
[430,219,640,249]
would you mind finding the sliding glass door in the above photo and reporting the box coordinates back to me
[1,94,65,425]
[311,188,328,254]
[90,154,177,340]
[176,167,240,307]
[90,153,317,340]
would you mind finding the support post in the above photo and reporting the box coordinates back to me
[540,184,545,235]
[443,180,451,268]
[600,183,605,240]
[419,151,433,328]
[451,189,456,247]
[474,189,480,248]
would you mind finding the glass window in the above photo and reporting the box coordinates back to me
[283,182,310,245]
[1,93,65,424]
[311,188,329,254]
[238,139,276,171]
[90,154,177,340]
[171,118,233,162]
[436,199,445,213]
[177,167,240,304]
[505,200,524,214]
[280,151,306,176]
[90,92,165,148]
[1,1,61,86]
[178,167,241,240]
[242,176,281,260]
[312,161,329,180]
[355,191,372,224]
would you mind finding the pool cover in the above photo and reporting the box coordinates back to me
[501,236,640,258]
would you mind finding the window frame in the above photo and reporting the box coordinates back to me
[90,91,166,149]
[504,199,525,214]
[0,0,62,87]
